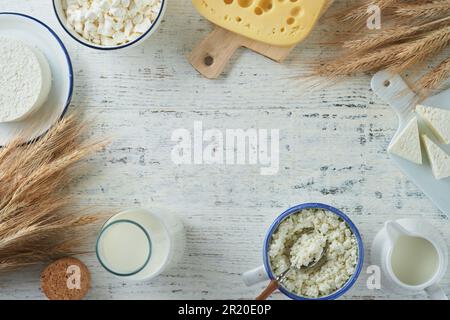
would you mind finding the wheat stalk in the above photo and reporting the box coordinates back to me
[339,0,399,25]
[316,1,450,95]
[395,1,450,20]
[318,26,450,75]
[343,16,450,52]
[0,113,110,272]
[415,56,450,97]
[390,26,450,71]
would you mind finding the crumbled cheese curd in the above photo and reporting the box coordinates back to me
[290,231,326,269]
[64,0,162,46]
[269,208,358,298]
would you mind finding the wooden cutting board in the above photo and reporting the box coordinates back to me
[189,0,334,79]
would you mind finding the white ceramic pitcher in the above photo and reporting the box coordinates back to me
[371,219,448,300]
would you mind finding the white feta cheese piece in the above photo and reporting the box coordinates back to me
[124,20,134,36]
[151,4,161,14]
[99,0,110,10]
[0,37,52,122]
[82,27,90,40]
[110,7,126,19]
[99,19,114,36]
[113,21,124,31]
[133,13,144,25]
[111,0,122,7]
[85,9,97,21]
[422,135,450,180]
[134,17,152,33]
[112,31,126,44]
[85,21,98,34]
[101,35,116,46]
[416,104,450,144]
[128,33,141,41]
[71,10,84,24]
[388,117,422,164]
[66,0,79,7]
[74,21,84,33]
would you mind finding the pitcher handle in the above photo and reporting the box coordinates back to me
[242,265,269,286]
[425,284,448,300]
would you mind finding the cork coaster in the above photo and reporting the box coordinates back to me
[40,257,91,300]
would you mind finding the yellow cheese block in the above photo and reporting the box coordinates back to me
[192,0,327,47]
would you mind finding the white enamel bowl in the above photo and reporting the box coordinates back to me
[53,0,167,50]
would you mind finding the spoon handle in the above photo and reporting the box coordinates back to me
[256,280,279,300]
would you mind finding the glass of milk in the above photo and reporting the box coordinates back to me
[96,208,185,281]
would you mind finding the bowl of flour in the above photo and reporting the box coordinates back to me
[243,203,364,300]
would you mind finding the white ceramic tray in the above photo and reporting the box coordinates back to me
[372,70,450,217]
[0,12,73,146]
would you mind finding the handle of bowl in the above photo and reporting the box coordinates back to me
[425,284,448,300]
[242,265,269,286]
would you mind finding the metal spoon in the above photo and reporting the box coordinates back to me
[256,230,328,300]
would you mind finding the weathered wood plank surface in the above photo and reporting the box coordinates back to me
[0,0,448,300]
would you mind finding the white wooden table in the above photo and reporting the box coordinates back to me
[0,0,448,300]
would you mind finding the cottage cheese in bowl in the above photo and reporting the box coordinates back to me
[56,0,164,48]
[269,208,360,299]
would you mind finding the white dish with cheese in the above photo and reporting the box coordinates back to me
[0,37,52,123]
[0,13,73,146]
[372,71,450,217]
[53,0,167,50]
[387,105,450,180]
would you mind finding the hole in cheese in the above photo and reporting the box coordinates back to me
[193,0,327,46]
[238,0,254,8]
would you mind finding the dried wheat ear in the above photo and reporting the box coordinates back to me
[0,113,110,273]
[317,0,450,97]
